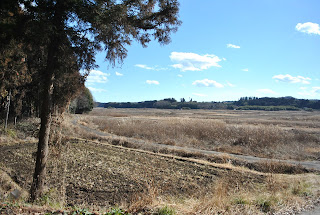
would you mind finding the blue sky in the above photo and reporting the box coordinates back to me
[86,0,320,102]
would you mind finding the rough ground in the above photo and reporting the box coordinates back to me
[1,140,260,208]
[1,110,320,214]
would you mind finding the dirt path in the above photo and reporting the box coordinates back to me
[298,204,320,215]
[73,117,320,172]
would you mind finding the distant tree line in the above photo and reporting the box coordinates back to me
[100,96,320,111]
[233,96,320,110]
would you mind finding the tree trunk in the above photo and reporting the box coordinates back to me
[29,0,66,200]
[29,42,57,202]
[29,84,52,201]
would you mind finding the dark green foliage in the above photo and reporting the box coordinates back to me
[1,0,181,201]
[236,105,300,111]
[70,87,94,114]
[235,96,320,110]
[102,97,320,110]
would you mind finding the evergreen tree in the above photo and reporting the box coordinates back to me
[70,87,94,114]
[3,0,180,201]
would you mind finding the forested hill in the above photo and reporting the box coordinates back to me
[97,96,320,111]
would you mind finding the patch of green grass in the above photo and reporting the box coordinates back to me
[291,181,311,197]
[105,208,130,215]
[71,208,93,215]
[256,198,272,213]
[232,196,248,205]
[34,188,63,208]
[6,129,17,138]
[154,205,176,215]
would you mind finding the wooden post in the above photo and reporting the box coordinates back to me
[4,90,11,131]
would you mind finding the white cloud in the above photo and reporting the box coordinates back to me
[115,72,123,76]
[135,64,153,70]
[87,87,106,93]
[146,80,159,85]
[242,68,249,72]
[298,91,312,96]
[272,74,311,84]
[170,52,222,71]
[135,64,167,71]
[192,79,224,88]
[299,87,320,97]
[296,22,320,35]
[192,93,207,97]
[226,81,236,87]
[154,66,168,71]
[312,87,320,94]
[86,70,110,83]
[177,74,183,77]
[227,44,240,49]
[256,89,277,95]
[222,58,227,61]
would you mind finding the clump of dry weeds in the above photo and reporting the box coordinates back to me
[172,172,320,215]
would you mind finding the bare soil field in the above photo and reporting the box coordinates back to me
[81,108,320,161]
[1,139,320,214]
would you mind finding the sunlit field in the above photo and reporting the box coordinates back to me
[81,108,320,161]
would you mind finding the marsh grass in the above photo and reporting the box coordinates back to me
[81,115,319,160]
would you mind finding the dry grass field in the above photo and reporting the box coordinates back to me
[1,108,320,214]
[81,108,320,161]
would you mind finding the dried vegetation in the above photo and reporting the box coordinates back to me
[1,109,320,214]
[81,108,320,160]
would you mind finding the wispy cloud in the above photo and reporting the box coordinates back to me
[312,87,320,94]
[146,80,159,85]
[177,74,183,77]
[86,70,110,83]
[115,72,123,76]
[227,44,240,49]
[273,74,311,84]
[87,87,106,93]
[299,87,320,97]
[170,52,222,71]
[135,64,153,70]
[192,79,224,88]
[242,68,249,72]
[226,81,236,87]
[257,89,277,95]
[192,93,207,97]
[296,22,320,35]
[135,64,167,71]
